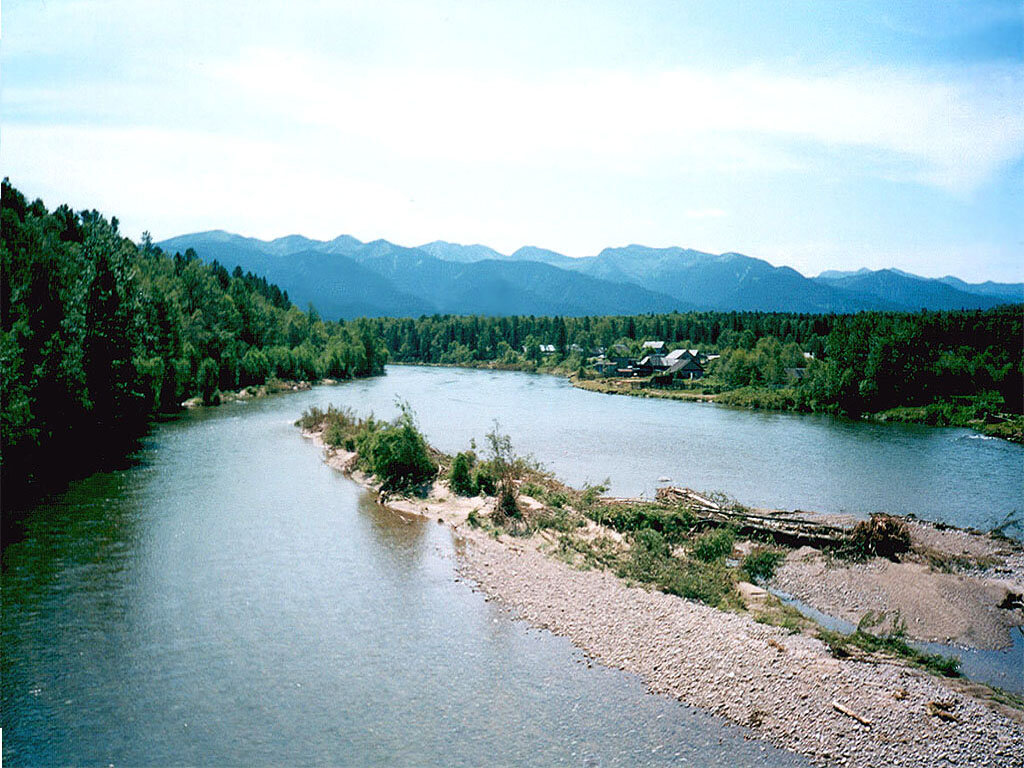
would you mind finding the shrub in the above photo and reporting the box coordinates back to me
[848,514,911,561]
[599,503,696,544]
[620,529,671,581]
[449,451,477,496]
[692,527,736,562]
[360,406,436,492]
[741,549,784,582]
[472,464,497,496]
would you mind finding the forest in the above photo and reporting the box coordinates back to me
[1,180,386,507]
[4,179,1021,508]
[367,308,1023,426]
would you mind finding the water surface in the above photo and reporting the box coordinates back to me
[2,388,805,766]
[319,365,1024,533]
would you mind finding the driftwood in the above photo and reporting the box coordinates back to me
[655,487,849,549]
[832,700,873,727]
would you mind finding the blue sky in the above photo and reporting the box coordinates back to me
[2,0,1022,281]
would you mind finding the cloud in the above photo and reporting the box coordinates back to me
[213,50,1024,193]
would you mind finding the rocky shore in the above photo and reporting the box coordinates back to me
[303,429,1024,768]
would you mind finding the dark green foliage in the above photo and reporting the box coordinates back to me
[357,404,436,492]
[198,358,220,405]
[692,527,736,562]
[597,503,696,544]
[741,549,785,582]
[448,451,477,496]
[298,403,435,493]
[847,514,912,561]
[472,465,497,496]
[1,180,387,506]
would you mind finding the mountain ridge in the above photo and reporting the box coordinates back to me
[156,231,1022,320]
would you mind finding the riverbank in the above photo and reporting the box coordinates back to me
[301,424,1024,768]
[391,360,1024,443]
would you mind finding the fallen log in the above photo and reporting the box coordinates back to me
[655,487,849,549]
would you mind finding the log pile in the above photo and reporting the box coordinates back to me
[655,487,849,549]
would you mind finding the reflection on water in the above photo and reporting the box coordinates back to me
[3,387,807,766]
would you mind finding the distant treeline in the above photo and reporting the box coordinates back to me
[1,180,385,505]
[368,309,1023,417]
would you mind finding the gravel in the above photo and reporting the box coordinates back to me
[456,531,1024,768]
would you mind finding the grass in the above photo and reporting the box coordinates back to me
[741,548,785,582]
[817,612,961,678]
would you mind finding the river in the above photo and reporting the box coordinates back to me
[3,365,1021,765]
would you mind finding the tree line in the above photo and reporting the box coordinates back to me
[1,180,386,506]
[366,307,1022,418]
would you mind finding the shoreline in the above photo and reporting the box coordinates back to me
[302,427,1024,768]
[388,360,1024,444]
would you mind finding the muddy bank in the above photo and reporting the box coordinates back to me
[303,428,1024,767]
[772,520,1024,650]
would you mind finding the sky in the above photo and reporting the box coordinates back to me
[2,0,1023,281]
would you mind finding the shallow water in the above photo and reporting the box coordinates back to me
[2,388,806,766]
[768,588,1024,696]
[4,365,1021,764]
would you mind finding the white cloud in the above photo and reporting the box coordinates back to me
[214,51,1024,192]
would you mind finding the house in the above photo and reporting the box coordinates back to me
[653,357,705,384]
[664,348,708,366]
[593,358,620,376]
[633,354,670,375]
[785,367,808,381]
[523,344,557,355]
[641,340,666,352]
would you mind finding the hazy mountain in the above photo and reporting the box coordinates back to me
[554,246,886,313]
[417,241,507,263]
[157,231,1021,319]
[937,276,1024,303]
[814,269,1011,311]
[157,232,688,318]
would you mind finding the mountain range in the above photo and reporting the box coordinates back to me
[156,230,1023,320]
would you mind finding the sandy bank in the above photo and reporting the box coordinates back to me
[303,429,1024,768]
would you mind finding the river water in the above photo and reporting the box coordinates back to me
[3,366,1021,765]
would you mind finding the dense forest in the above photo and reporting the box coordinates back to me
[4,179,1021,507]
[1,180,386,507]
[368,309,1023,423]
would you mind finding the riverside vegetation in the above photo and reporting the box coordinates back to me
[1,180,386,509]
[297,404,989,682]
[368,309,1024,441]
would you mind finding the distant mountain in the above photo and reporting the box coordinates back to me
[814,268,1015,311]
[156,231,1022,320]
[937,275,1024,303]
[417,241,507,263]
[157,232,688,318]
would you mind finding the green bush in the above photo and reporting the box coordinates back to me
[599,503,696,544]
[198,357,220,405]
[472,464,497,496]
[692,527,736,562]
[359,406,436,492]
[741,548,784,582]
[449,451,477,496]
